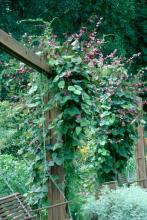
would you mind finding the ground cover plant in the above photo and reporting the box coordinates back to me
[82,186,147,220]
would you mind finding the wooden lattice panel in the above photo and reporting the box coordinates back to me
[0,193,36,220]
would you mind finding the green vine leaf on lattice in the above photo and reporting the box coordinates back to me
[58,80,65,89]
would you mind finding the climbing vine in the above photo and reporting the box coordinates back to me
[93,66,139,184]
[24,26,94,206]
[5,22,140,209]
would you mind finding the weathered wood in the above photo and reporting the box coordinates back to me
[136,98,147,188]
[0,193,20,202]
[144,138,147,147]
[0,193,36,220]
[49,166,65,220]
[44,95,66,220]
[34,201,69,212]
[0,29,51,76]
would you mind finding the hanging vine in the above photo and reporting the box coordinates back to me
[19,22,141,209]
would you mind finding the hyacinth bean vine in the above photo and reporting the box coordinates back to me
[20,22,140,205]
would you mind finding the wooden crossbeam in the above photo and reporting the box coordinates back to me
[0,29,51,76]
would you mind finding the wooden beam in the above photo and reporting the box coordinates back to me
[136,98,147,188]
[44,95,66,220]
[0,29,51,76]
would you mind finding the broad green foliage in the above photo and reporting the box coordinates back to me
[18,24,139,212]
[0,101,16,147]
[82,186,147,220]
[0,2,146,219]
[0,20,140,219]
[23,29,94,206]
[0,59,31,155]
[0,59,30,101]
[0,101,28,155]
[93,66,138,183]
[0,154,29,196]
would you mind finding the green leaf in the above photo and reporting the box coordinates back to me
[55,159,63,166]
[100,140,107,146]
[68,86,75,91]
[100,114,115,126]
[106,115,115,125]
[68,85,81,95]
[27,102,40,108]
[49,59,60,66]
[52,143,62,151]
[52,153,63,165]
[80,119,90,127]
[64,107,80,116]
[58,80,65,89]
[28,85,38,95]
[71,56,82,64]
[63,55,74,60]
[100,111,111,118]
[60,95,71,105]
[74,85,82,91]
[122,104,134,109]
[33,117,45,124]
[73,89,81,95]
[53,75,60,82]
[75,127,82,135]
[82,93,91,105]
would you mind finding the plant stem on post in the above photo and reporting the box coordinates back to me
[44,95,66,220]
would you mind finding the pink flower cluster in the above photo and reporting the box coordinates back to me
[65,18,120,68]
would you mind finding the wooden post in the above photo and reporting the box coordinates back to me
[136,98,147,188]
[144,138,147,147]
[0,28,66,219]
[48,166,65,220]
[44,95,66,220]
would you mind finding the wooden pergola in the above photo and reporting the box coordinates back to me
[0,29,147,219]
[0,30,51,75]
[0,29,66,220]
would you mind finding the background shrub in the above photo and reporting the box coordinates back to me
[82,186,147,220]
[0,154,29,196]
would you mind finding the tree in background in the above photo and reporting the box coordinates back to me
[0,0,146,71]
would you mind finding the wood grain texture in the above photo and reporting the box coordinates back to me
[0,29,51,77]
[43,95,66,220]
[0,193,36,220]
[136,98,147,188]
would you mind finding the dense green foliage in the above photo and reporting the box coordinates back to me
[0,1,146,219]
[83,186,147,220]
[0,154,29,196]
[0,101,27,155]
[0,20,140,216]
[94,69,138,183]
[14,25,138,215]
[0,58,30,101]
